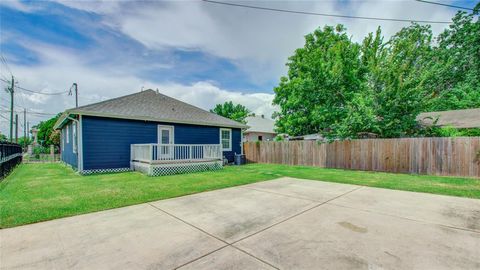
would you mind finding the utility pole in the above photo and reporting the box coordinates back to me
[15,113,18,143]
[23,108,27,148]
[27,121,30,140]
[70,83,78,107]
[7,76,14,142]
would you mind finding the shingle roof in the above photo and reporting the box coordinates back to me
[244,116,276,134]
[54,89,247,129]
[416,108,480,128]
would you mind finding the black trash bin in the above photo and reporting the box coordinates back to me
[234,153,246,165]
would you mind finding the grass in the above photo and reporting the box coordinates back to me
[1,163,479,228]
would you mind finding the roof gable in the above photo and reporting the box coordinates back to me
[54,89,247,129]
[245,116,276,134]
[416,108,480,128]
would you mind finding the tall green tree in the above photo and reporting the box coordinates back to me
[369,24,434,137]
[427,5,480,111]
[34,113,61,146]
[273,5,480,139]
[210,101,250,124]
[273,25,366,138]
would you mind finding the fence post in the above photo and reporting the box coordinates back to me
[50,145,54,162]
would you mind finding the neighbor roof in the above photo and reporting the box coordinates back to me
[244,115,276,134]
[416,108,480,128]
[54,89,248,129]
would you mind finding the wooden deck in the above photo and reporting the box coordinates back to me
[131,143,223,176]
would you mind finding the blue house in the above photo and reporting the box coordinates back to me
[53,89,247,176]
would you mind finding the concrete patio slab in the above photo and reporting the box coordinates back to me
[0,204,225,270]
[151,186,317,243]
[331,186,480,231]
[2,177,480,270]
[241,177,359,202]
[178,246,275,270]
[235,203,480,270]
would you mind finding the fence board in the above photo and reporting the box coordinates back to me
[243,137,480,178]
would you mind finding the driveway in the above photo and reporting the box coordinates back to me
[1,177,480,269]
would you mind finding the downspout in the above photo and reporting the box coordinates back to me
[66,115,82,173]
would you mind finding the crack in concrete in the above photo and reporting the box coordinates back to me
[230,186,364,245]
[147,185,364,270]
[147,203,280,270]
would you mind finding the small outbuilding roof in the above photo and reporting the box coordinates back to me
[416,108,480,129]
[54,89,248,129]
[244,115,276,134]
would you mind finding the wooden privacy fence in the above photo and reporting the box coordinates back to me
[243,137,480,178]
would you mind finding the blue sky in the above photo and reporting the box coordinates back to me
[0,0,476,135]
[1,1,273,90]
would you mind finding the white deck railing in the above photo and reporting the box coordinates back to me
[131,144,222,164]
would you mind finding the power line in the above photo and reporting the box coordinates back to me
[0,109,57,116]
[0,55,13,77]
[16,85,68,95]
[0,78,68,95]
[202,0,452,24]
[415,0,474,11]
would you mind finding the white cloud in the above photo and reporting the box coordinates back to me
[1,0,461,136]
[0,43,276,135]
[0,0,38,13]
[148,81,276,118]
[57,1,457,83]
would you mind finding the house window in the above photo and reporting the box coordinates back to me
[258,135,263,141]
[220,128,232,151]
[72,122,77,153]
[66,124,69,144]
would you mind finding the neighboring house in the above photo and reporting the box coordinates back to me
[417,108,480,128]
[288,133,323,141]
[53,89,247,175]
[244,115,276,142]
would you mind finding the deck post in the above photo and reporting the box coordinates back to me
[151,144,155,162]
[130,144,133,170]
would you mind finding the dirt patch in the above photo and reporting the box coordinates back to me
[442,207,480,231]
[338,221,368,233]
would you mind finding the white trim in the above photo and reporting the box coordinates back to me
[78,115,83,172]
[66,124,69,144]
[240,129,244,154]
[157,125,175,144]
[72,122,77,154]
[220,128,232,151]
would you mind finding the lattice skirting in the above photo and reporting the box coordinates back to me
[131,161,223,176]
[81,167,131,175]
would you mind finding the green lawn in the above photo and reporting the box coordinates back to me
[1,163,479,228]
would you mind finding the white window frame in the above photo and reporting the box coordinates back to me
[72,122,77,153]
[66,124,69,144]
[220,128,232,151]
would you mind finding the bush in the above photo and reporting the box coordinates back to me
[33,146,50,155]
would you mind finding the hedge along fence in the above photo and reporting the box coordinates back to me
[243,137,480,178]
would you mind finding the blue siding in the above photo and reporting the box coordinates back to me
[61,121,77,168]
[224,128,242,162]
[82,116,241,170]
